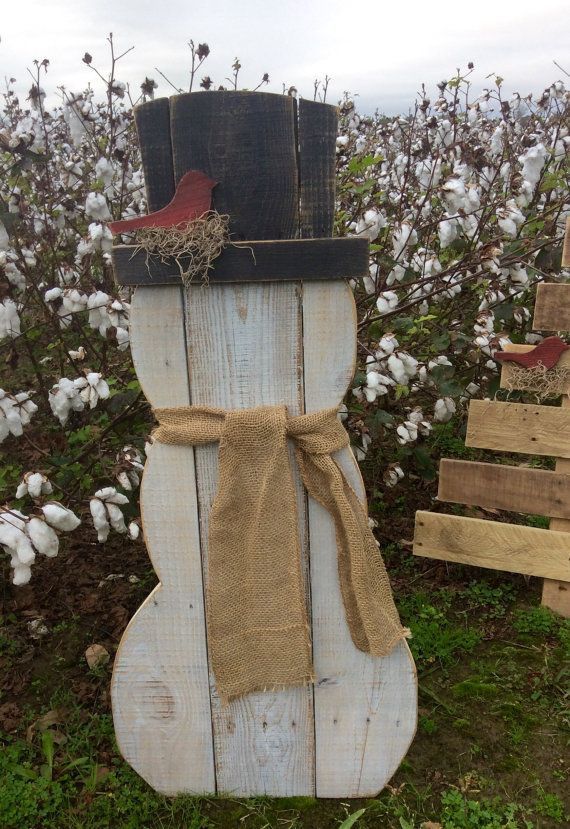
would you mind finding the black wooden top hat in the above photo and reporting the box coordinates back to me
[112,91,368,286]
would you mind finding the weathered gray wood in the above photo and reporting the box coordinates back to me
[185,282,314,796]
[298,99,337,238]
[466,400,570,457]
[303,281,416,796]
[414,511,570,581]
[111,287,215,795]
[438,458,570,519]
[113,237,368,285]
[134,98,175,212]
[533,283,570,331]
[170,91,299,240]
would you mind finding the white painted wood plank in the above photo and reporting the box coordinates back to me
[111,286,215,795]
[184,282,315,796]
[302,281,417,797]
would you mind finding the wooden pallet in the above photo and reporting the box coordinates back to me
[414,220,570,616]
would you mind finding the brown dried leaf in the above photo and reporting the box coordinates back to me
[85,644,110,670]
[26,707,67,742]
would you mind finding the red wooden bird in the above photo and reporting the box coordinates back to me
[109,170,217,235]
[494,336,570,369]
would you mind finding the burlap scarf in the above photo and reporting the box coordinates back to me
[152,404,406,702]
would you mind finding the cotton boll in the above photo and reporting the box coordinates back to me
[12,563,32,585]
[376,291,398,316]
[376,334,398,358]
[116,326,130,350]
[434,397,456,423]
[49,377,85,425]
[27,517,59,557]
[87,291,111,333]
[518,143,548,188]
[400,353,419,379]
[15,481,28,499]
[128,521,140,540]
[106,503,127,533]
[90,497,110,542]
[386,263,406,286]
[28,472,47,498]
[14,530,36,565]
[364,371,393,402]
[88,222,113,253]
[117,471,132,491]
[0,220,9,250]
[392,222,417,258]
[44,286,63,302]
[355,209,386,242]
[42,502,81,531]
[396,422,418,444]
[439,216,458,248]
[441,178,466,213]
[0,299,21,340]
[384,464,404,487]
[85,192,111,221]
[94,487,129,505]
[387,354,407,384]
[68,346,86,360]
[509,264,529,286]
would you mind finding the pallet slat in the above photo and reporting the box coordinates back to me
[542,395,570,616]
[438,458,570,520]
[465,400,570,457]
[414,512,570,581]
[533,283,570,331]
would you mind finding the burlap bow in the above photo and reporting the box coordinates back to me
[152,404,406,701]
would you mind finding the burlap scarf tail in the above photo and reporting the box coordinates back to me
[152,404,406,702]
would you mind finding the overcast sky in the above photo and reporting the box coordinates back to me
[1,0,569,114]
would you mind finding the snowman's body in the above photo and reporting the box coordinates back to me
[111,92,417,797]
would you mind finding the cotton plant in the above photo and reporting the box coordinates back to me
[90,487,129,542]
[74,372,110,410]
[0,502,80,585]
[0,390,38,443]
[16,472,53,499]
[116,446,144,490]
[0,298,21,339]
[1,54,568,531]
[48,370,110,425]
[49,377,85,425]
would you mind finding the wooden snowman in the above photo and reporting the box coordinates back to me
[111,91,417,798]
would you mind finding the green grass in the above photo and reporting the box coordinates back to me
[1,573,568,829]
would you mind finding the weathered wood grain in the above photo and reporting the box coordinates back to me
[465,399,570,457]
[563,216,570,268]
[111,286,215,795]
[112,237,369,286]
[170,91,299,240]
[438,458,570,520]
[533,283,570,331]
[543,394,570,617]
[500,343,570,394]
[303,281,416,797]
[133,98,175,212]
[184,282,314,796]
[414,511,570,581]
[298,99,337,238]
